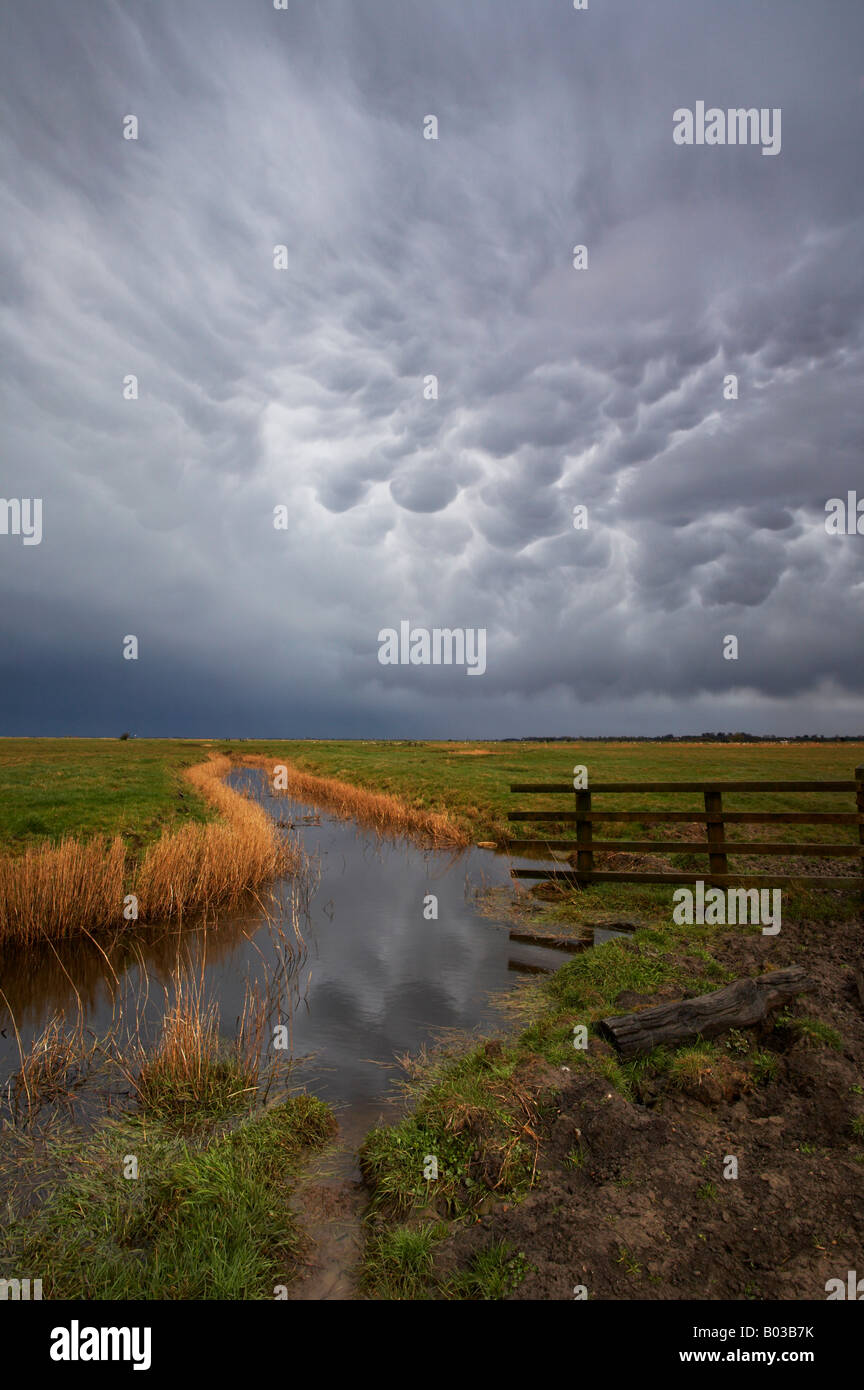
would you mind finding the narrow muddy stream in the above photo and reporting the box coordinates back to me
[0,768,603,1297]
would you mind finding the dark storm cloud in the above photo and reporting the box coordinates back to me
[1,0,863,736]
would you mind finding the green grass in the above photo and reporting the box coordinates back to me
[617,1246,642,1278]
[0,1095,334,1300]
[134,1052,260,1124]
[362,1223,532,1301]
[750,1049,781,1083]
[777,1013,844,1051]
[359,1044,537,1218]
[218,737,864,844]
[3,737,862,858]
[668,1040,723,1086]
[443,1242,533,1300]
[362,1222,448,1299]
[0,739,215,852]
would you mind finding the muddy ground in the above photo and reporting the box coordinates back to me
[430,914,864,1300]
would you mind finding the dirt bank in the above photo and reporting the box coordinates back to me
[361,908,864,1301]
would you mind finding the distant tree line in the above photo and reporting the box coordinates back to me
[498,733,864,743]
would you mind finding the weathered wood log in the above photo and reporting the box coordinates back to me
[598,966,815,1059]
[508,958,553,976]
[508,929,588,953]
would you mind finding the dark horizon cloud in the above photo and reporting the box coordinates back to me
[1,0,863,738]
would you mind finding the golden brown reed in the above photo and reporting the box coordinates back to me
[0,836,127,945]
[244,756,468,848]
[135,755,298,920]
[2,883,309,1125]
[123,965,276,1117]
[0,755,298,945]
[128,965,221,1113]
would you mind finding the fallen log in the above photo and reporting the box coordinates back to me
[508,929,589,953]
[598,966,815,1059]
[508,958,553,976]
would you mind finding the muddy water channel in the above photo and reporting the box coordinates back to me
[0,769,574,1130]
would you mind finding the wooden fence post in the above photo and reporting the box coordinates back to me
[575,789,593,883]
[704,789,727,885]
[856,765,864,897]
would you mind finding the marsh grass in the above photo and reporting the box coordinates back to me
[0,849,327,1299]
[120,875,311,1123]
[0,835,127,945]
[2,864,311,1130]
[134,755,299,920]
[0,755,299,945]
[123,970,264,1122]
[4,1011,102,1120]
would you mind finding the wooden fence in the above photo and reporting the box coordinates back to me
[508,765,864,890]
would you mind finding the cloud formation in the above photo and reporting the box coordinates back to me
[1,0,862,735]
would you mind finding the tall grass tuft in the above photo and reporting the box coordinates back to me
[127,964,264,1121]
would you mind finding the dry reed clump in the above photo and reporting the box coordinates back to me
[126,967,267,1119]
[0,754,299,945]
[0,835,126,945]
[135,756,298,921]
[246,757,468,849]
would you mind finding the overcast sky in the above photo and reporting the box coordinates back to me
[1,0,862,737]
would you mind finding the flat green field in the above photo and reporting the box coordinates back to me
[0,739,215,852]
[217,739,864,844]
[2,737,863,863]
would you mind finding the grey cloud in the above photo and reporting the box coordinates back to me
[0,0,862,735]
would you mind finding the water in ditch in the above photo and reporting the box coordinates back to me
[0,767,615,1296]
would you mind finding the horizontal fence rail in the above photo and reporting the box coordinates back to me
[510,781,858,793]
[508,766,864,891]
[508,840,864,856]
[507,810,864,823]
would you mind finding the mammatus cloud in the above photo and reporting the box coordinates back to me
[0,0,862,735]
